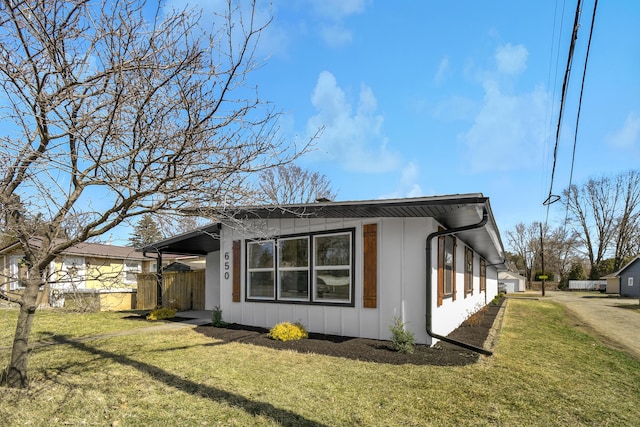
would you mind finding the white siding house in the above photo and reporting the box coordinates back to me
[142,194,506,347]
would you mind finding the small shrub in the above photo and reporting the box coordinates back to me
[389,317,415,354]
[146,307,177,321]
[267,322,308,342]
[491,294,504,306]
[212,306,226,327]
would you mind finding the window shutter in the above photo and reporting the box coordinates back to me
[363,223,377,308]
[232,240,241,302]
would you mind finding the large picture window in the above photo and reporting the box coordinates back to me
[245,229,354,305]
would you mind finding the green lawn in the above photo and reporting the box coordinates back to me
[1,300,639,426]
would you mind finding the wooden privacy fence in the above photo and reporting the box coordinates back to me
[136,270,205,311]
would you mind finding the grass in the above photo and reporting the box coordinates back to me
[1,300,639,426]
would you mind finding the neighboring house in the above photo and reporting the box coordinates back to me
[0,238,153,310]
[142,194,507,346]
[498,271,526,293]
[607,256,640,298]
[602,274,621,294]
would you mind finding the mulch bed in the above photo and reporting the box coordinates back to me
[193,298,504,366]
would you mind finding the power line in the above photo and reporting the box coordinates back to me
[565,0,598,211]
[544,0,584,209]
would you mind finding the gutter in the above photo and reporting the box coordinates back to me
[425,208,493,356]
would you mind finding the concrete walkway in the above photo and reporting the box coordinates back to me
[543,291,640,360]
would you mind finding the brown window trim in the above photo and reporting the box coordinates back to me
[480,258,487,293]
[464,246,473,297]
[437,233,456,306]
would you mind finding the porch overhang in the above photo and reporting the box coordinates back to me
[139,223,221,256]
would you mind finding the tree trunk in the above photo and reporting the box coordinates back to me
[2,281,40,388]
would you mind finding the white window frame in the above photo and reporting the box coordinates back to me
[247,240,276,300]
[123,260,142,285]
[313,231,352,304]
[9,255,27,290]
[277,236,310,301]
[61,256,86,290]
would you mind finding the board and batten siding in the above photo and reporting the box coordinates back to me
[431,239,499,338]
[620,259,640,298]
[212,216,498,345]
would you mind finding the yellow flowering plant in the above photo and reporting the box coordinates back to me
[146,307,177,321]
[267,322,309,341]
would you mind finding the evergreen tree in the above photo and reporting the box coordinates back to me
[129,214,163,248]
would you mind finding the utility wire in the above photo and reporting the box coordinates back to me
[563,0,599,225]
[543,0,566,211]
[544,0,584,210]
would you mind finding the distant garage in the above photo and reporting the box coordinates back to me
[498,271,526,293]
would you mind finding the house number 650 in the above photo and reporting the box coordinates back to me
[224,251,230,280]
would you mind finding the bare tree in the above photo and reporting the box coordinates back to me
[563,171,640,277]
[564,178,615,276]
[257,164,338,204]
[505,222,540,287]
[544,224,580,280]
[613,171,640,270]
[0,0,303,388]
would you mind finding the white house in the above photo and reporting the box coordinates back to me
[143,194,506,347]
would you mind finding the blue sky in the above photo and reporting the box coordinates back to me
[235,0,640,238]
[110,0,640,247]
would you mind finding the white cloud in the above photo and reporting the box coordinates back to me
[607,112,640,149]
[431,95,478,122]
[379,162,424,199]
[460,80,549,172]
[434,56,451,85]
[310,0,367,47]
[306,71,401,173]
[320,24,353,48]
[495,43,528,76]
[453,43,551,173]
[312,0,366,21]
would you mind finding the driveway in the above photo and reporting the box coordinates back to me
[543,291,640,360]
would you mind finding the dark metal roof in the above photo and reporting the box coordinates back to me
[141,194,506,267]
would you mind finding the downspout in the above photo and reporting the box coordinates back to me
[426,208,493,356]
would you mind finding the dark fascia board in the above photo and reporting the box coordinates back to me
[214,193,489,220]
[139,223,221,256]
